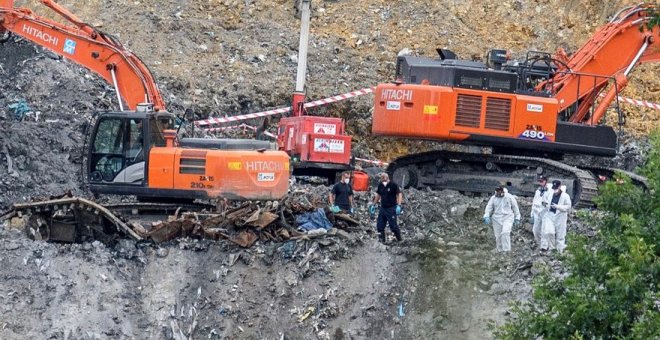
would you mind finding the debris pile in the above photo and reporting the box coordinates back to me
[131,185,357,245]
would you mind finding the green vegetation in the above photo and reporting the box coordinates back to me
[649,6,659,30]
[494,132,659,339]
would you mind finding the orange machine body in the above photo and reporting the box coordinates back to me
[148,147,290,201]
[373,84,560,144]
[87,112,291,201]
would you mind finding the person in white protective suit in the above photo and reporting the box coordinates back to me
[531,175,552,247]
[541,180,572,253]
[483,186,521,252]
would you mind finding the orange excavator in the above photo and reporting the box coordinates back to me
[373,4,658,206]
[0,0,290,202]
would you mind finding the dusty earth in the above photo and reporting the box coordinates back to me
[0,0,658,339]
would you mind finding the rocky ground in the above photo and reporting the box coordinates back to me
[0,0,658,339]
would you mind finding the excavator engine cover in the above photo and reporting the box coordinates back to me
[179,138,273,150]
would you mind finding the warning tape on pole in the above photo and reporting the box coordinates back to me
[195,87,376,127]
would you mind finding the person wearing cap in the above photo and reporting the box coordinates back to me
[542,179,572,253]
[531,175,552,247]
[371,173,403,243]
[483,185,521,252]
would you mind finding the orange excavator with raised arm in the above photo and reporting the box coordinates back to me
[372,4,658,207]
[0,0,290,202]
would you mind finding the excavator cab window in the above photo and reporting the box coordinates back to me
[149,114,174,147]
[127,119,145,165]
[89,116,150,184]
[90,117,127,182]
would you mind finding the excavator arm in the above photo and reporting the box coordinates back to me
[547,4,659,125]
[0,0,166,111]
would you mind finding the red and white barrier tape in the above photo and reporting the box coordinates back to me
[615,95,660,110]
[196,107,292,126]
[303,87,375,109]
[206,123,277,139]
[195,87,376,127]
[354,157,389,167]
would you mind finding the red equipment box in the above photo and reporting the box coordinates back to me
[278,116,352,165]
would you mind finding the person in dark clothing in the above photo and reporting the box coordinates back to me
[329,171,354,213]
[371,172,403,243]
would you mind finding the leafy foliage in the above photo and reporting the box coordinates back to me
[648,6,660,30]
[494,133,659,339]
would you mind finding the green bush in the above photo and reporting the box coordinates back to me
[648,7,659,30]
[494,132,659,339]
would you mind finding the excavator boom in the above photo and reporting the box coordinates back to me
[547,4,659,124]
[0,0,166,111]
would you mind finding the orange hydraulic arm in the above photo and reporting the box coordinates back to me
[546,4,659,125]
[0,0,166,112]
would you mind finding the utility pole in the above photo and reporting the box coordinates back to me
[292,0,311,117]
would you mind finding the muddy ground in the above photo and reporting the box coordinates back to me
[0,0,657,339]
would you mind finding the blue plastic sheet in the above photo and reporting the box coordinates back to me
[296,208,332,232]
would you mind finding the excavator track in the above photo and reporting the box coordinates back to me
[576,166,648,189]
[0,198,215,243]
[387,151,600,208]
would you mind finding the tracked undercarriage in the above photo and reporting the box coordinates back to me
[387,151,647,208]
[0,198,216,243]
[0,190,351,246]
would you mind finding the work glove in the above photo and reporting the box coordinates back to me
[329,205,341,213]
[483,216,491,225]
[395,205,402,215]
[514,218,521,227]
[368,204,377,219]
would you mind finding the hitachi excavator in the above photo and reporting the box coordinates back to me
[0,0,290,202]
[372,4,658,207]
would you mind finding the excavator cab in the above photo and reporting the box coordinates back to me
[88,111,174,186]
[87,111,291,201]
